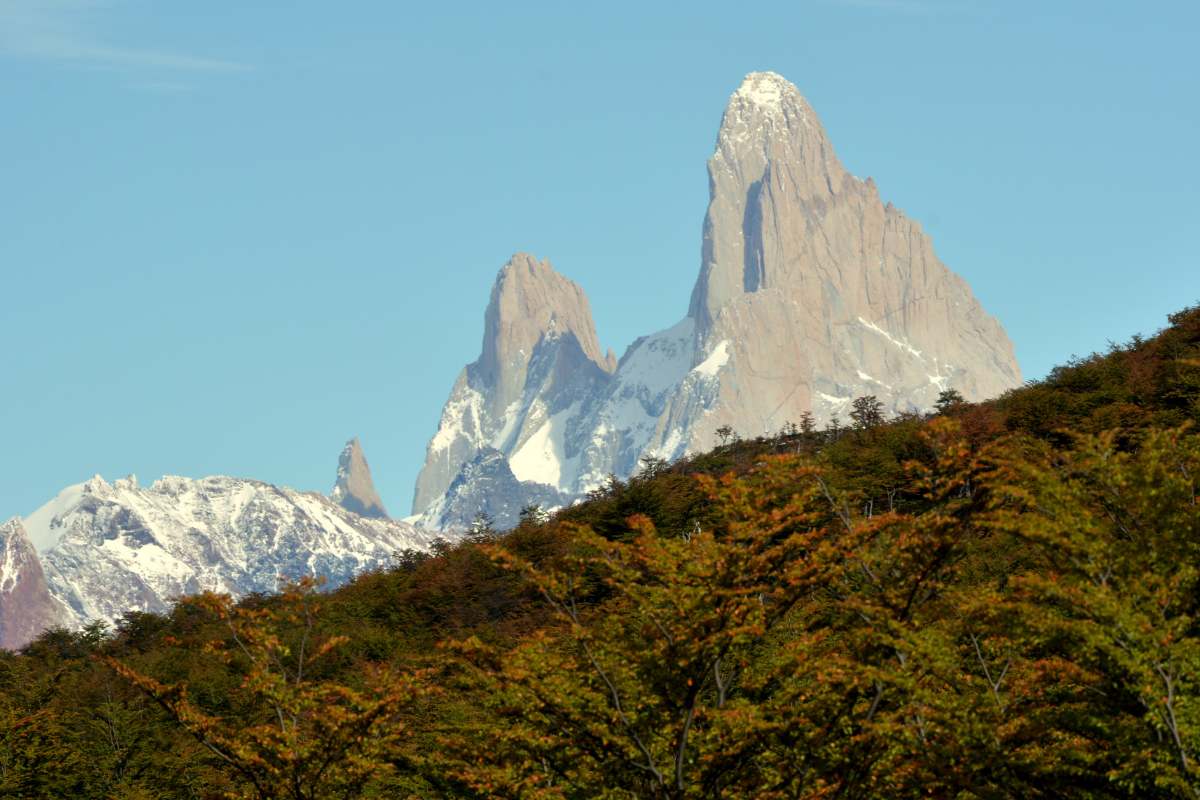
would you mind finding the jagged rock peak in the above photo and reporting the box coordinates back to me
[712,72,832,161]
[331,438,388,519]
[728,71,806,120]
[412,71,1022,530]
[19,472,440,632]
[410,253,618,517]
[693,71,844,328]
[480,253,615,393]
[691,69,1020,433]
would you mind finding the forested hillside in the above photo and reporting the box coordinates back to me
[2,305,1198,799]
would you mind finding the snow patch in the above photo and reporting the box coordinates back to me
[856,370,893,390]
[735,72,787,114]
[597,318,696,436]
[692,340,731,378]
[857,317,924,360]
[509,402,580,487]
[490,400,523,451]
[23,481,86,553]
[816,392,852,408]
[430,388,485,452]
[0,522,26,593]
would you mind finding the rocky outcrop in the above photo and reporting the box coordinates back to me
[331,438,388,518]
[413,71,1021,527]
[0,518,67,650]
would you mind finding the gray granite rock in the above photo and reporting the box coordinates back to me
[413,72,1022,527]
[331,438,388,519]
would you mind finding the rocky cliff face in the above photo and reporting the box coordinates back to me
[331,438,388,519]
[0,518,68,650]
[680,71,1020,441]
[414,70,1021,528]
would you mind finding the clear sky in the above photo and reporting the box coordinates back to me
[2,0,1197,521]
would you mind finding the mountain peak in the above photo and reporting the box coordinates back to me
[732,71,793,115]
[413,71,1021,530]
[714,71,821,151]
[478,253,612,405]
[695,72,839,328]
[331,438,388,519]
[692,69,1019,428]
[411,253,616,516]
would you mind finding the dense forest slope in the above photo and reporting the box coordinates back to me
[1,305,1197,799]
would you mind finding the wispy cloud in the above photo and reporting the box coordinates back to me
[0,0,247,73]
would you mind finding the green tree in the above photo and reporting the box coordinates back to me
[933,388,966,413]
[985,426,1200,796]
[443,458,859,798]
[107,578,424,800]
[849,395,885,430]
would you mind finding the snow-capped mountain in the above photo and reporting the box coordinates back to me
[413,71,1021,528]
[1,441,441,649]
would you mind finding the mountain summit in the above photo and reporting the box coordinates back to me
[685,71,1020,436]
[331,438,389,519]
[413,70,1021,528]
[412,254,616,518]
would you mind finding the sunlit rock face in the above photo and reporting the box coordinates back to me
[414,72,1021,528]
[331,438,389,519]
[0,518,69,650]
[686,71,1020,441]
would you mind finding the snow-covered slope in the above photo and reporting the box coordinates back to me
[423,447,573,531]
[15,472,441,634]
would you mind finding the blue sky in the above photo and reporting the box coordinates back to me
[2,0,1197,520]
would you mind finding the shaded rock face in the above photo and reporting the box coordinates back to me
[422,448,573,531]
[0,519,66,650]
[413,71,1021,527]
[331,438,388,519]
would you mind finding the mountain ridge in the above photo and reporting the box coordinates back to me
[0,447,445,650]
[412,70,1020,528]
